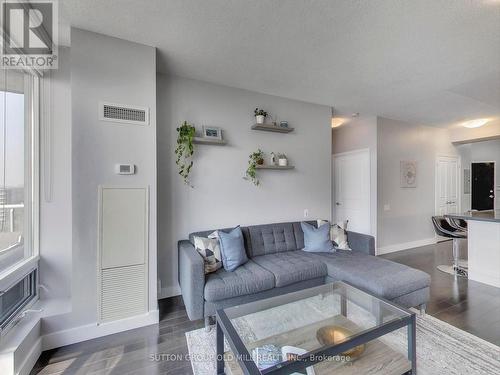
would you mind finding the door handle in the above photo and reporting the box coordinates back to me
[336,202,342,206]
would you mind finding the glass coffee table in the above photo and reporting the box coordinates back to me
[216,281,416,374]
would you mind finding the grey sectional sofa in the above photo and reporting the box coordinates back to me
[178,221,430,323]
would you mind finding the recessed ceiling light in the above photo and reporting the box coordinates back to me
[462,118,490,128]
[331,118,346,128]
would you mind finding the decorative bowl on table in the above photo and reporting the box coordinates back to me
[316,325,365,360]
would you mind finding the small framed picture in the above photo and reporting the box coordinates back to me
[202,126,222,140]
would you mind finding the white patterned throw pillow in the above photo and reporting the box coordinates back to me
[317,219,351,251]
[194,233,222,274]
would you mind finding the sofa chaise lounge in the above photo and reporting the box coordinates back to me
[178,221,430,325]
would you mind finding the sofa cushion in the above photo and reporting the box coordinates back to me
[247,221,319,257]
[311,251,431,299]
[252,251,328,287]
[218,226,248,272]
[247,223,299,257]
[301,221,334,252]
[204,260,275,302]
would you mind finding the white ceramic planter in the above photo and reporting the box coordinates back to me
[278,158,288,166]
[255,115,265,124]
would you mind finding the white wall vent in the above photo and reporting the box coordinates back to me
[99,102,149,125]
[100,264,147,322]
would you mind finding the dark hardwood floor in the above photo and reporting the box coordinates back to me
[31,240,500,374]
[31,298,200,375]
[382,240,500,346]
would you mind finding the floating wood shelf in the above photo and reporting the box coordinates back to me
[193,137,227,145]
[255,165,295,170]
[251,123,294,133]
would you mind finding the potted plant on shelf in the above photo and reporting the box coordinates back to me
[175,121,196,186]
[278,153,288,166]
[244,149,264,185]
[254,108,268,124]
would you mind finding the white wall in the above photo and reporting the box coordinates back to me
[458,140,500,210]
[41,28,158,340]
[157,75,331,298]
[331,115,378,237]
[376,117,459,252]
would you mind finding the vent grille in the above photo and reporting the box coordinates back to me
[100,264,147,322]
[99,102,149,125]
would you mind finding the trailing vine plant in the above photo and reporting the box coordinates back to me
[175,121,196,186]
[244,149,264,186]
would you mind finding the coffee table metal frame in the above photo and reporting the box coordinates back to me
[215,281,417,375]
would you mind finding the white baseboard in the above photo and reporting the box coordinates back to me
[158,285,181,300]
[377,237,437,255]
[42,310,159,351]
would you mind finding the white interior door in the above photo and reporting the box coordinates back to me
[333,149,370,234]
[435,156,460,216]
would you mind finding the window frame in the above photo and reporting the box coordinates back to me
[0,72,40,336]
[0,269,37,334]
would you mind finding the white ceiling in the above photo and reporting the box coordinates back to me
[60,0,500,127]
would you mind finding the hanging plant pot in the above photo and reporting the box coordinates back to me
[244,149,264,186]
[175,121,196,186]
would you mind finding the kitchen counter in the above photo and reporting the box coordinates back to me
[446,210,500,223]
[446,211,500,288]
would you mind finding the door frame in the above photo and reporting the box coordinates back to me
[435,155,462,215]
[471,161,496,210]
[332,148,371,234]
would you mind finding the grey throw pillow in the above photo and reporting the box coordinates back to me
[218,226,248,272]
[301,221,334,252]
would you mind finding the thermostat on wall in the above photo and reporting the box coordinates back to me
[115,164,135,175]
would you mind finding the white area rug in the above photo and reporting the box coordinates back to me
[186,297,500,375]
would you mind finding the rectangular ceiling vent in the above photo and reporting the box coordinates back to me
[99,102,149,125]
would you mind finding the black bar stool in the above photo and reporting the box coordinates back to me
[446,217,467,231]
[431,216,468,277]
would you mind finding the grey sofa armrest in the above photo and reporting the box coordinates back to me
[178,240,205,320]
[347,231,375,256]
